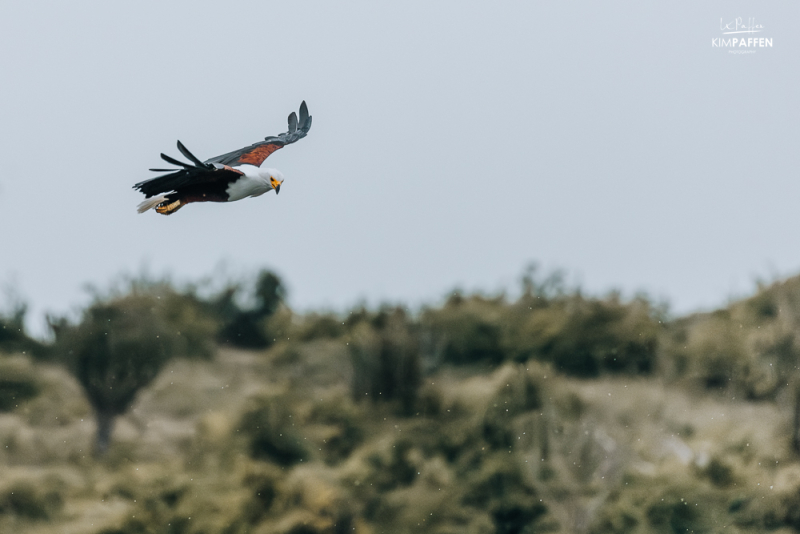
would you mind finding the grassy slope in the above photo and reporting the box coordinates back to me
[5,278,800,532]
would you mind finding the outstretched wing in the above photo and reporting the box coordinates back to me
[133,141,243,198]
[205,101,312,167]
[135,101,311,198]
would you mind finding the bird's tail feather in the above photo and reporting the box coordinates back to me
[137,194,168,214]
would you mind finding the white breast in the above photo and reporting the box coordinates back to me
[226,166,269,202]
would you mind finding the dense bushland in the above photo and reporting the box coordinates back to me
[4,268,800,533]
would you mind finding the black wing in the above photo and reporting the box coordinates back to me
[205,101,312,167]
[133,141,243,198]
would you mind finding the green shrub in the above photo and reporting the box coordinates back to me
[294,313,346,341]
[0,482,63,520]
[421,280,660,377]
[461,460,531,509]
[679,314,745,389]
[239,396,308,466]
[646,495,704,534]
[0,304,25,348]
[241,467,281,524]
[0,357,39,411]
[590,480,739,534]
[350,308,421,415]
[659,276,800,398]
[363,439,418,492]
[481,364,543,449]
[0,378,38,411]
[308,396,365,465]
[701,457,735,488]
[492,499,548,534]
[422,294,507,365]
[212,270,285,348]
[459,455,549,534]
[510,295,660,377]
[0,302,44,356]
[50,286,215,455]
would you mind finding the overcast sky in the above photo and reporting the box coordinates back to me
[1,1,798,335]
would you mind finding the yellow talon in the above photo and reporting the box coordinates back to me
[156,199,182,214]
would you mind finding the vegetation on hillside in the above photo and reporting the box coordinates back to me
[47,285,216,455]
[2,268,800,532]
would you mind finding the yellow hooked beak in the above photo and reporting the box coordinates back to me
[270,177,283,195]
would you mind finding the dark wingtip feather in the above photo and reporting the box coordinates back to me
[299,101,308,125]
[176,140,208,168]
[160,152,192,168]
[288,111,298,133]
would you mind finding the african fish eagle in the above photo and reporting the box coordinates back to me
[134,101,311,215]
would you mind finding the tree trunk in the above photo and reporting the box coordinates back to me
[94,410,116,457]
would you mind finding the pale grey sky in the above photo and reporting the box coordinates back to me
[1,1,798,334]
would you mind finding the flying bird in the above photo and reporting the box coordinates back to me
[134,101,311,215]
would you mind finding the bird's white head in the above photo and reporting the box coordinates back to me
[259,168,284,195]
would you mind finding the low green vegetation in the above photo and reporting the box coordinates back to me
[48,284,216,456]
[0,301,44,356]
[0,357,40,412]
[2,268,800,533]
[660,276,800,400]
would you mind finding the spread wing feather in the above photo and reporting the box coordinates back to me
[177,140,210,169]
[299,101,309,128]
[160,152,194,169]
[135,101,311,198]
[205,101,312,167]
